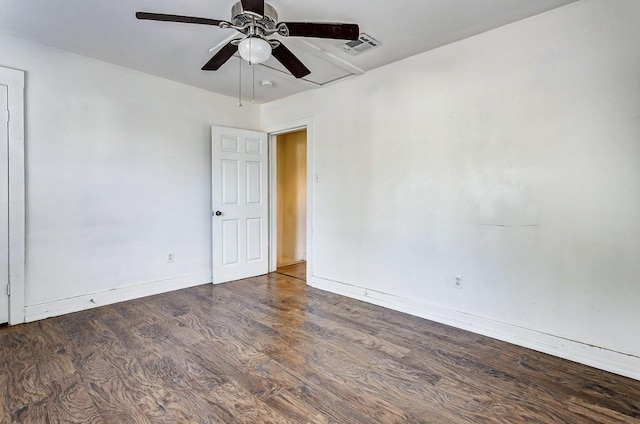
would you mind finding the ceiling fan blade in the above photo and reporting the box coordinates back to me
[136,12,224,26]
[202,42,238,71]
[271,43,310,79]
[280,22,359,40]
[241,0,265,17]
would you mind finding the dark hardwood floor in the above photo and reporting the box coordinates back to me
[1,273,639,423]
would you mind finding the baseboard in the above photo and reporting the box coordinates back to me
[25,273,212,323]
[309,276,640,381]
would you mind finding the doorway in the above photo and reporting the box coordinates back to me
[273,129,307,280]
[211,120,313,286]
[1,84,9,324]
[0,66,25,326]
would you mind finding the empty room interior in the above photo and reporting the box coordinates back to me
[1,0,639,422]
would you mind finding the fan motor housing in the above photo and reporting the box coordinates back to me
[231,2,278,30]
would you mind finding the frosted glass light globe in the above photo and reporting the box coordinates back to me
[238,37,271,64]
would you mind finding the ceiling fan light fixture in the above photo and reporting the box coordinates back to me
[238,36,271,64]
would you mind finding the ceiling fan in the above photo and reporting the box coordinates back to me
[136,0,360,79]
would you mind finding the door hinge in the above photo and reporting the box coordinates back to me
[6,284,9,296]
[3,110,8,123]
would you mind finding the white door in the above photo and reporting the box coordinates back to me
[1,85,9,324]
[211,126,269,284]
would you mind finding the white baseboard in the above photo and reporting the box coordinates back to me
[309,276,640,381]
[25,273,212,323]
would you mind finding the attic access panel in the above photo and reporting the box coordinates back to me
[262,39,360,86]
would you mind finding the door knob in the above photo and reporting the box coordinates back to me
[215,211,223,216]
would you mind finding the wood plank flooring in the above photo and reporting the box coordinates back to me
[1,273,639,423]
[276,261,306,281]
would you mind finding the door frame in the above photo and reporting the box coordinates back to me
[1,66,25,325]
[266,118,313,284]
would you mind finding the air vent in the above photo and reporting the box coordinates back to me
[340,33,381,55]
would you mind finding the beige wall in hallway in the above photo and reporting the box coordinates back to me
[277,130,307,266]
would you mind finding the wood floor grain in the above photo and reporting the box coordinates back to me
[276,261,306,281]
[1,273,639,423]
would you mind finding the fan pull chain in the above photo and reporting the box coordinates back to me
[251,62,256,104]
[238,56,242,107]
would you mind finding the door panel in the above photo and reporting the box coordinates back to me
[246,161,262,204]
[212,126,268,284]
[222,160,239,205]
[1,85,9,324]
[222,220,239,265]
[246,218,263,261]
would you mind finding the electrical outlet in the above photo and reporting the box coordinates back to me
[168,253,174,263]
[454,274,463,289]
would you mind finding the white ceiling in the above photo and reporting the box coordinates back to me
[0,0,577,103]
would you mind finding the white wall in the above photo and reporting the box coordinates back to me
[0,33,260,319]
[262,0,640,378]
